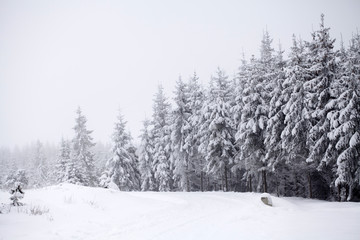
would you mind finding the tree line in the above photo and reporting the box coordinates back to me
[1,15,359,201]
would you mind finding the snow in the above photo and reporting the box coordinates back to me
[1,184,360,240]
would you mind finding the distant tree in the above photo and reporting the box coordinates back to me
[101,112,140,191]
[152,85,172,191]
[138,119,156,191]
[31,140,49,187]
[5,169,29,189]
[55,138,71,183]
[71,107,97,186]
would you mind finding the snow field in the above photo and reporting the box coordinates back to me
[1,183,360,240]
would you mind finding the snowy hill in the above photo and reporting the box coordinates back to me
[1,184,360,240]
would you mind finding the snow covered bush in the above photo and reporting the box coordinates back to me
[10,184,25,206]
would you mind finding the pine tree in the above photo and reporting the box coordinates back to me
[231,54,251,192]
[5,169,29,189]
[234,31,274,193]
[138,119,156,191]
[71,107,97,186]
[32,140,48,187]
[185,72,206,191]
[199,68,235,191]
[264,43,288,195]
[280,36,311,197]
[101,112,140,191]
[329,33,360,201]
[55,138,71,183]
[304,14,337,198]
[171,77,192,191]
[152,86,172,191]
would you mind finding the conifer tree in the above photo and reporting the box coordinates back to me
[329,33,360,201]
[199,69,235,191]
[234,31,274,193]
[138,119,156,191]
[171,77,192,191]
[71,107,96,186]
[304,14,337,198]
[264,44,288,194]
[101,112,140,191]
[55,138,71,183]
[152,85,172,191]
[185,72,206,191]
[32,140,48,187]
[280,36,310,197]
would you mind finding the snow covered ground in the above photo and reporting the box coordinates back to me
[1,184,359,240]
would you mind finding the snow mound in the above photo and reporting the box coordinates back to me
[0,184,359,240]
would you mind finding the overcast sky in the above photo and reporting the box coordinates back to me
[1,0,359,148]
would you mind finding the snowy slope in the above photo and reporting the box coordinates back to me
[1,184,359,240]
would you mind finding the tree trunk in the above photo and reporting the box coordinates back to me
[200,171,204,192]
[347,185,353,201]
[262,170,268,193]
[249,174,252,192]
[224,166,228,192]
[186,174,190,192]
[308,172,312,199]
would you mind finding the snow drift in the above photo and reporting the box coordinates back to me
[1,183,359,240]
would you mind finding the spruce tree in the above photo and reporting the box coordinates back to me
[101,112,140,191]
[55,138,71,183]
[280,36,310,197]
[185,72,206,191]
[329,33,360,201]
[199,68,235,191]
[138,119,156,191]
[264,44,287,195]
[152,85,172,191]
[171,77,192,191]
[304,14,337,198]
[71,107,96,186]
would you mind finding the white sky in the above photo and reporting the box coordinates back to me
[1,0,359,148]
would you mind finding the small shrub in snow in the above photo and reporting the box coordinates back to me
[64,195,74,204]
[27,205,50,216]
[10,183,25,206]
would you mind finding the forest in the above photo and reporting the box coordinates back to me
[1,15,359,202]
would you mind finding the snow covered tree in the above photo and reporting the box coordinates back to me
[55,138,71,183]
[199,68,235,191]
[264,43,288,195]
[10,184,25,206]
[5,169,29,189]
[71,107,97,186]
[171,77,192,191]
[138,119,156,191]
[329,33,360,201]
[234,31,274,193]
[152,85,172,191]
[185,72,206,191]
[280,36,311,197]
[304,14,337,198]
[101,112,140,191]
[31,140,49,187]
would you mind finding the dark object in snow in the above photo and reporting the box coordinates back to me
[261,194,272,207]
[10,184,25,206]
